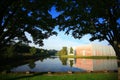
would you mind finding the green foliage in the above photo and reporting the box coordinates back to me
[55,0,120,56]
[0,0,57,53]
[62,47,67,55]
[29,47,36,55]
[41,50,44,53]
[58,47,67,56]
[15,43,30,54]
[70,47,73,54]
[35,48,56,57]
[1,0,120,57]
[5,45,16,58]
[49,49,57,55]
[59,55,117,59]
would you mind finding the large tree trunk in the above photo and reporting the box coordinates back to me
[111,41,120,57]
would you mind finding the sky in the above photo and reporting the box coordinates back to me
[27,6,110,50]
[27,28,109,50]
[40,33,109,50]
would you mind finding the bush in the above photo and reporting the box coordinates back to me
[29,47,36,55]
[5,45,16,58]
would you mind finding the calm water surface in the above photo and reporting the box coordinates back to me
[11,56,118,72]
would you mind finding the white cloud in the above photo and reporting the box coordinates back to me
[39,32,109,50]
[26,29,109,50]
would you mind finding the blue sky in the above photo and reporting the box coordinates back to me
[39,32,109,50]
[27,27,109,50]
[26,6,110,50]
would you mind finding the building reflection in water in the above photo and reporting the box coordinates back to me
[67,58,118,71]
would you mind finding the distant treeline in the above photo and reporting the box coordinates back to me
[15,44,57,56]
[57,47,73,56]
[1,43,57,58]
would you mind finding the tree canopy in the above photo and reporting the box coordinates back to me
[54,0,120,57]
[58,47,67,56]
[29,47,36,55]
[0,0,57,52]
[0,0,120,57]
[70,47,73,54]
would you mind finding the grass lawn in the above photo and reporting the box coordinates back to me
[0,72,117,80]
[60,55,117,59]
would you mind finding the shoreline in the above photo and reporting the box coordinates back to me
[1,70,118,74]
[59,55,118,59]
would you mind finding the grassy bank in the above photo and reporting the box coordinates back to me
[0,72,117,80]
[60,55,117,59]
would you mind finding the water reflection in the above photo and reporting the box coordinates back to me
[74,59,118,71]
[59,57,67,65]
[28,60,36,69]
[11,57,83,72]
[67,58,75,67]
[11,57,118,72]
[118,60,120,80]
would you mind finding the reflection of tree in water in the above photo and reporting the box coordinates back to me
[39,57,44,62]
[118,60,120,80]
[70,60,74,67]
[118,61,120,67]
[28,60,36,69]
[39,57,51,62]
[59,57,67,65]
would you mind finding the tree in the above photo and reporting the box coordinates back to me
[62,47,67,55]
[29,47,36,55]
[70,47,73,54]
[5,45,16,58]
[15,43,30,54]
[1,0,120,57]
[0,0,57,53]
[55,0,120,57]
[59,47,68,56]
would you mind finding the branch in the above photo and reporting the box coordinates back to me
[0,5,18,35]
[0,0,16,26]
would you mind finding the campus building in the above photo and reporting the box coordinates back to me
[75,44,116,56]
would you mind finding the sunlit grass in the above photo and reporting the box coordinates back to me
[60,55,117,59]
[0,72,117,80]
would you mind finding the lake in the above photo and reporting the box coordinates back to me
[11,56,118,72]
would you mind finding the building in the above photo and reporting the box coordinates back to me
[75,44,116,56]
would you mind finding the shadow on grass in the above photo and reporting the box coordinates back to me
[4,72,47,80]
[1,72,118,80]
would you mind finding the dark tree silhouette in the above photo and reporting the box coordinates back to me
[70,47,73,54]
[1,0,120,57]
[55,0,120,57]
[0,0,57,53]
[58,47,67,56]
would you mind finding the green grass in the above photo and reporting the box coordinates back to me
[60,55,117,59]
[0,72,117,80]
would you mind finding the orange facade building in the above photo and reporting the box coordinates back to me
[75,44,116,56]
